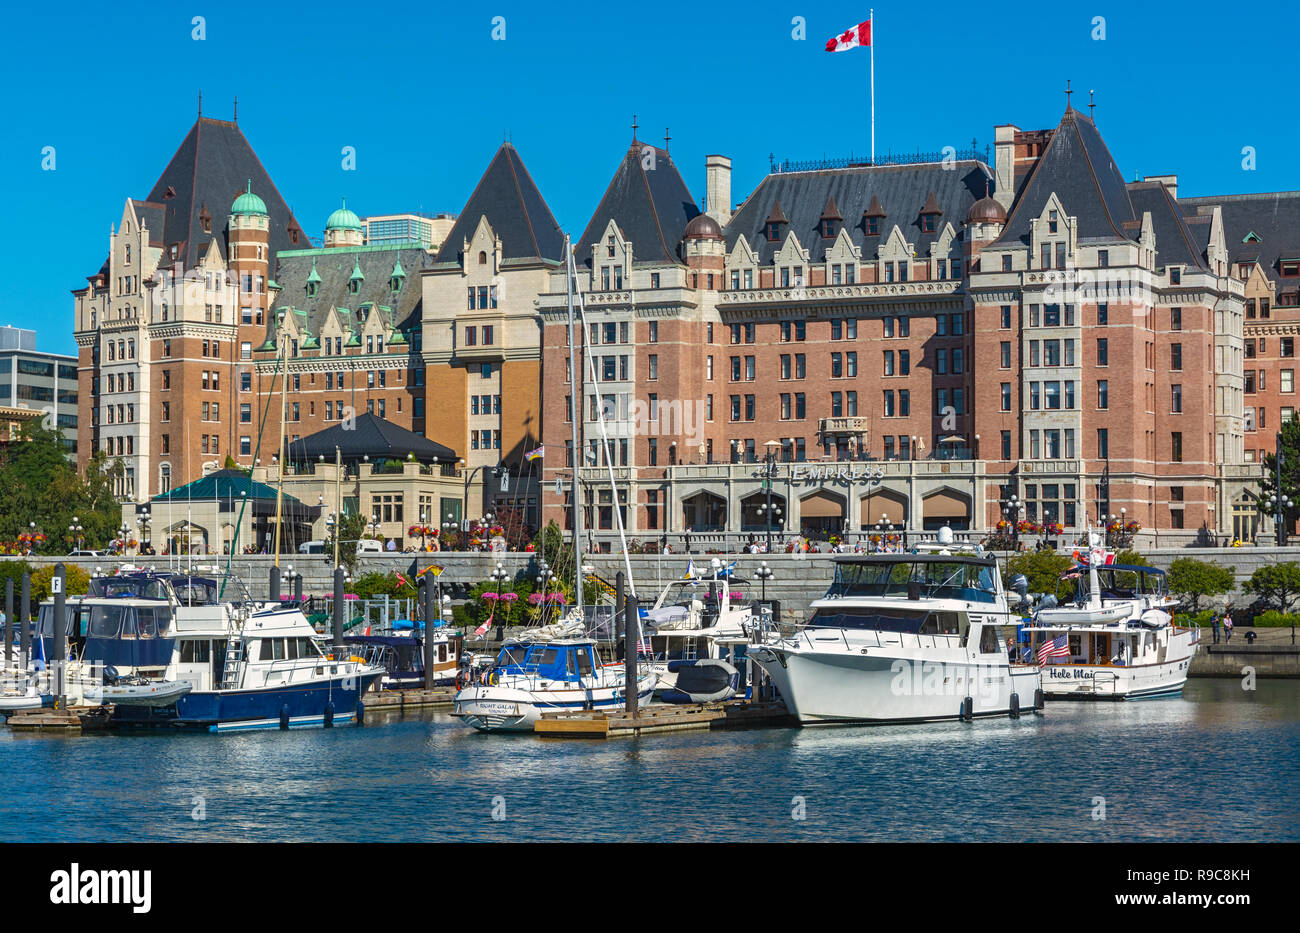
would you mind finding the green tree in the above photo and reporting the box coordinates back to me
[1257,419,1300,535]
[1005,549,1073,597]
[1243,562,1300,612]
[327,512,368,572]
[1114,549,1151,567]
[0,425,121,553]
[1166,558,1236,613]
[29,564,91,603]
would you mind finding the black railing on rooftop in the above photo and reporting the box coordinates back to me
[769,145,989,174]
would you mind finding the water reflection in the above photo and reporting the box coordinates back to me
[1,681,1297,842]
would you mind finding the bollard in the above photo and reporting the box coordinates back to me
[4,578,12,666]
[624,587,639,717]
[19,572,30,669]
[53,563,66,709]
[294,573,303,604]
[333,567,345,652]
[269,565,281,603]
[422,580,436,690]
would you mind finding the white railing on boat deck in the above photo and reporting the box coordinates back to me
[791,628,966,653]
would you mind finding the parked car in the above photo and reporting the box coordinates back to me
[356,539,383,554]
[67,549,103,557]
[298,541,326,555]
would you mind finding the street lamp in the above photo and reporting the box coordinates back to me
[754,561,775,603]
[1269,493,1294,546]
[68,517,84,553]
[489,561,510,639]
[760,440,782,553]
[135,509,151,554]
[1001,494,1022,549]
[119,521,130,555]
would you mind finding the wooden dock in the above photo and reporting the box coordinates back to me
[359,686,458,713]
[6,706,111,733]
[534,700,796,738]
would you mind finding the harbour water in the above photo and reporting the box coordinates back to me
[3,679,1297,843]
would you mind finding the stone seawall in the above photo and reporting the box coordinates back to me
[1190,645,1300,678]
[5,545,1299,612]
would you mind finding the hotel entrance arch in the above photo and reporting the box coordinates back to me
[921,488,971,531]
[799,490,847,538]
[681,491,727,532]
[859,489,908,531]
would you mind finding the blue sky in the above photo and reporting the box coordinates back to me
[3,0,1293,354]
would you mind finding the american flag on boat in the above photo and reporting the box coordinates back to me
[1037,635,1070,665]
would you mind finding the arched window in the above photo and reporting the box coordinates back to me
[159,463,172,495]
[478,251,487,265]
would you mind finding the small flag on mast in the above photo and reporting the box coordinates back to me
[525,445,545,461]
[825,18,871,52]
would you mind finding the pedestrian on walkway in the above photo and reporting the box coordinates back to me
[1224,609,1235,642]
[1211,613,1221,644]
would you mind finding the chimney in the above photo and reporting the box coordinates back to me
[706,154,732,226]
[993,124,1018,212]
[1146,174,1178,200]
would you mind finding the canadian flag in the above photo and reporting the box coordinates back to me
[826,19,871,52]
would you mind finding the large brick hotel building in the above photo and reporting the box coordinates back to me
[73,102,1295,548]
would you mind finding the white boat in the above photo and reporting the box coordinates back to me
[1025,536,1200,699]
[643,565,755,699]
[748,528,1041,725]
[452,637,657,732]
[84,677,193,707]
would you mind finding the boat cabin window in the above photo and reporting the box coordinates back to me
[136,608,159,637]
[917,612,963,636]
[808,607,934,633]
[88,605,127,638]
[834,559,998,603]
[531,648,559,668]
[438,644,448,662]
[979,625,1001,654]
[180,640,212,663]
[496,645,530,668]
[575,648,594,676]
[258,639,289,661]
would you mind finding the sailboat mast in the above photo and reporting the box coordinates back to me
[272,339,288,566]
[565,235,585,617]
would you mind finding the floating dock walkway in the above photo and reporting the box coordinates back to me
[359,686,458,713]
[6,706,111,733]
[534,699,795,738]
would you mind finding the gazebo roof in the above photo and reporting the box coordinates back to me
[151,469,304,505]
[286,413,458,463]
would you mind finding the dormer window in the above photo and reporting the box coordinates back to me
[765,223,781,242]
[922,215,936,233]
[819,196,842,239]
[607,236,615,258]
[307,282,318,298]
[1048,210,1059,234]
[1170,267,1182,285]
[764,200,789,244]
[1282,260,1300,277]
[866,217,880,236]
[199,203,211,234]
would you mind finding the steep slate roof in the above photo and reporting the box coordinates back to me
[140,117,305,269]
[995,108,1135,246]
[1126,182,1208,270]
[726,161,992,263]
[576,142,701,266]
[286,412,457,463]
[433,143,565,265]
[270,244,431,344]
[1180,190,1300,282]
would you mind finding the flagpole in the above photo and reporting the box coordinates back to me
[870,8,875,163]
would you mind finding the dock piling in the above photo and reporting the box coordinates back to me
[624,585,639,716]
[422,578,435,690]
[52,563,66,709]
[269,565,281,603]
[19,571,30,669]
[4,577,12,665]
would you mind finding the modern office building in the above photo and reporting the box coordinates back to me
[0,326,78,454]
[363,212,456,251]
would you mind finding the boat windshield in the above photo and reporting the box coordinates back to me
[1067,566,1167,602]
[833,559,998,603]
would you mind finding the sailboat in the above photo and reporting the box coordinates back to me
[452,235,656,732]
